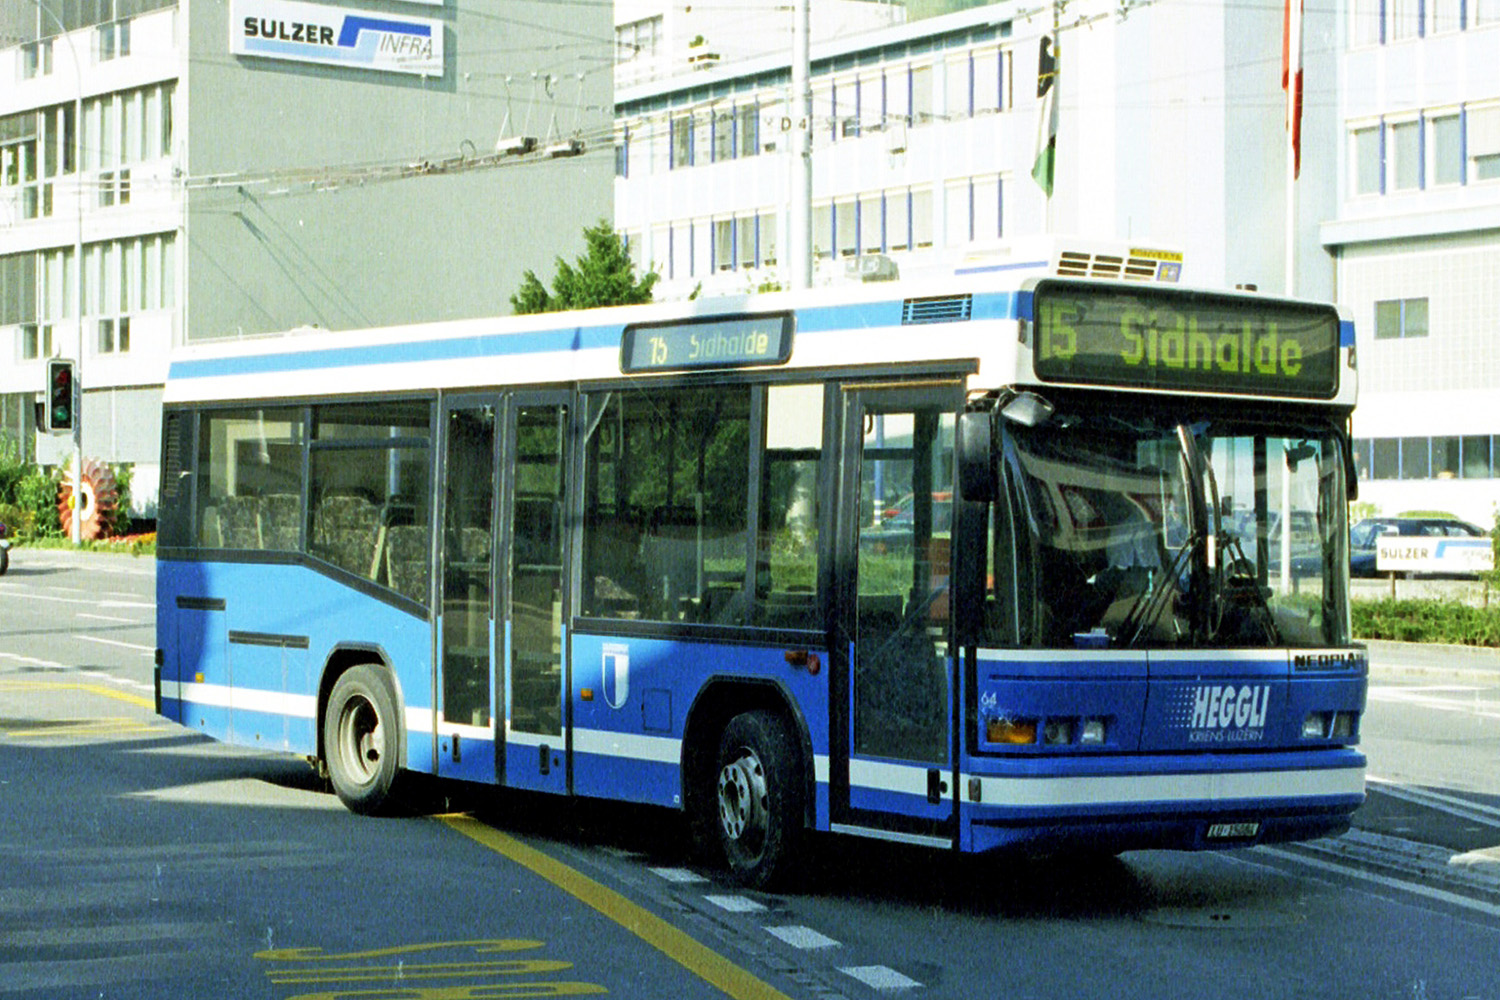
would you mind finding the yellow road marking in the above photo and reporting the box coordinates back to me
[258,940,545,962]
[4,717,162,739]
[0,678,154,710]
[267,959,573,984]
[442,815,794,1000]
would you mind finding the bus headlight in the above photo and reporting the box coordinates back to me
[1043,719,1073,745]
[987,716,1038,745]
[1079,718,1107,745]
[1301,712,1330,739]
[1330,711,1356,739]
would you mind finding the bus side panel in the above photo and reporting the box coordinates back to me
[157,558,434,769]
[569,633,830,817]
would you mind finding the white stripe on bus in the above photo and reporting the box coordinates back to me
[961,765,1365,808]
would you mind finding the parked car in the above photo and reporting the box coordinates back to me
[1349,516,1487,577]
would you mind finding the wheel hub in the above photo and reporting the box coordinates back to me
[340,697,383,783]
[717,750,768,843]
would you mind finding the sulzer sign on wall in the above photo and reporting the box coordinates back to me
[231,0,443,78]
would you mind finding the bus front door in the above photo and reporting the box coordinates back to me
[499,393,570,795]
[833,384,961,843]
[438,396,499,783]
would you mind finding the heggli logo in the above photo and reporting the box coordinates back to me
[1175,684,1271,744]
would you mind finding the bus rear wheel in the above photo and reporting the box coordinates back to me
[324,664,403,815]
[714,710,803,889]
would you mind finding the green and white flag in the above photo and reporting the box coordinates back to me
[1031,35,1058,197]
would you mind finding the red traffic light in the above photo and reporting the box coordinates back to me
[45,359,75,433]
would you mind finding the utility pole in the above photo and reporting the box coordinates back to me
[28,0,84,544]
[788,0,813,289]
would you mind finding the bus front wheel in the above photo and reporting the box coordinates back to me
[324,664,403,815]
[714,710,803,889]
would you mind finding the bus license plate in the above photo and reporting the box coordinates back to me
[1207,822,1260,840]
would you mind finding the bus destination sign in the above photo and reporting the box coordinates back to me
[621,313,794,374]
[1030,280,1340,398]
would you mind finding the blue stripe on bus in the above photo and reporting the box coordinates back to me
[168,294,1025,383]
[168,325,620,381]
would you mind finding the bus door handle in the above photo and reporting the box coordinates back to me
[927,768,947,804]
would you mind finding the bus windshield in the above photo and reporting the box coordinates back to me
[1005,410,1349,649]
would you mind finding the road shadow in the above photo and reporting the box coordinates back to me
[454,786,1153,920]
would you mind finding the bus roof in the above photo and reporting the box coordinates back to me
[164,244,1355,409]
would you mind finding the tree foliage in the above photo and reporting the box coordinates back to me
[510,219,659,314]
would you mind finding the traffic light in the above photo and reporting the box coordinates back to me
[45,359,75,433]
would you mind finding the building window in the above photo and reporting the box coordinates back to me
[1374,297,1428,340]
[712,110,735,162]
[910,64,935,125]
[713,218,734,271]
[737,104,759,158]
[670,115,693,169]
[1462,436,1493,478]
[1469,106,1500,181]
[1400,437,1430,480]
[22,40,53,79]
[1475,0,1500,25]
[1390,119,1421,190]
[1430,113,1463,185]
[1360,435,1500,480]
[1389,0,1420,39]
[911,187,935,248]
[1353,125,1383,194]
[834,198,858,258]
[1350,0,1382,45]
[1429,0,1462,33]
[96,18,131,62]
[1374,298,1429,339]
[1,253,39,330]
[616,16,662,64]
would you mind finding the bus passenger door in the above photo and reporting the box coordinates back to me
[437,396,499,783]
[832,384,962,843]
[499,392,571,795]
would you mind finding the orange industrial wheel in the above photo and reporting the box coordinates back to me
[58,458,119,541]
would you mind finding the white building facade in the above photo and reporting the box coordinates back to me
[1328,0,1500,526]
[2,0,613,514]
[613,0,1334,300]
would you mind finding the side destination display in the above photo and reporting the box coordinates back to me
[621,313,793,373]
[1030,280,1340,398]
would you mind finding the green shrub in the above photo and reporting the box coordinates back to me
[1352,598,1500,647]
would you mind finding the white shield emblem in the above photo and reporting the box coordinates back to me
[602,643,630,709]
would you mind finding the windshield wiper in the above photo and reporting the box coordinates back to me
[1118,425,1206,647]
[1117,534,1196,646]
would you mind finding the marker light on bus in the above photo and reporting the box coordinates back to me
[1301,713,1330,739]
[1331,712,1356,739]
[1043,719,1073,745]
[987,716,1038,745]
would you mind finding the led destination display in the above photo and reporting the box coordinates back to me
[621,313,793,373]
[1031,280,1341,398]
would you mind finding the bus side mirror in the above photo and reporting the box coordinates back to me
[957,410,997,503]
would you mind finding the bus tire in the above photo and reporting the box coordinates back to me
[324,664,403,815]
[714,710,804,889]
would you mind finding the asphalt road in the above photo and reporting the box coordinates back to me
[2,549,1499,1000]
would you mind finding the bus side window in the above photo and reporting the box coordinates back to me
[754,383,824,631]
[580,387,751,624]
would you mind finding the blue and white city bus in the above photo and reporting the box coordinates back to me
[155,242,1367,887]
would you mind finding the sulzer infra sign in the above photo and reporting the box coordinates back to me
[232,0,444,77]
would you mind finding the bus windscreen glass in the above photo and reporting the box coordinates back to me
[1031,281,1340,398]
[621,313,793,374]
